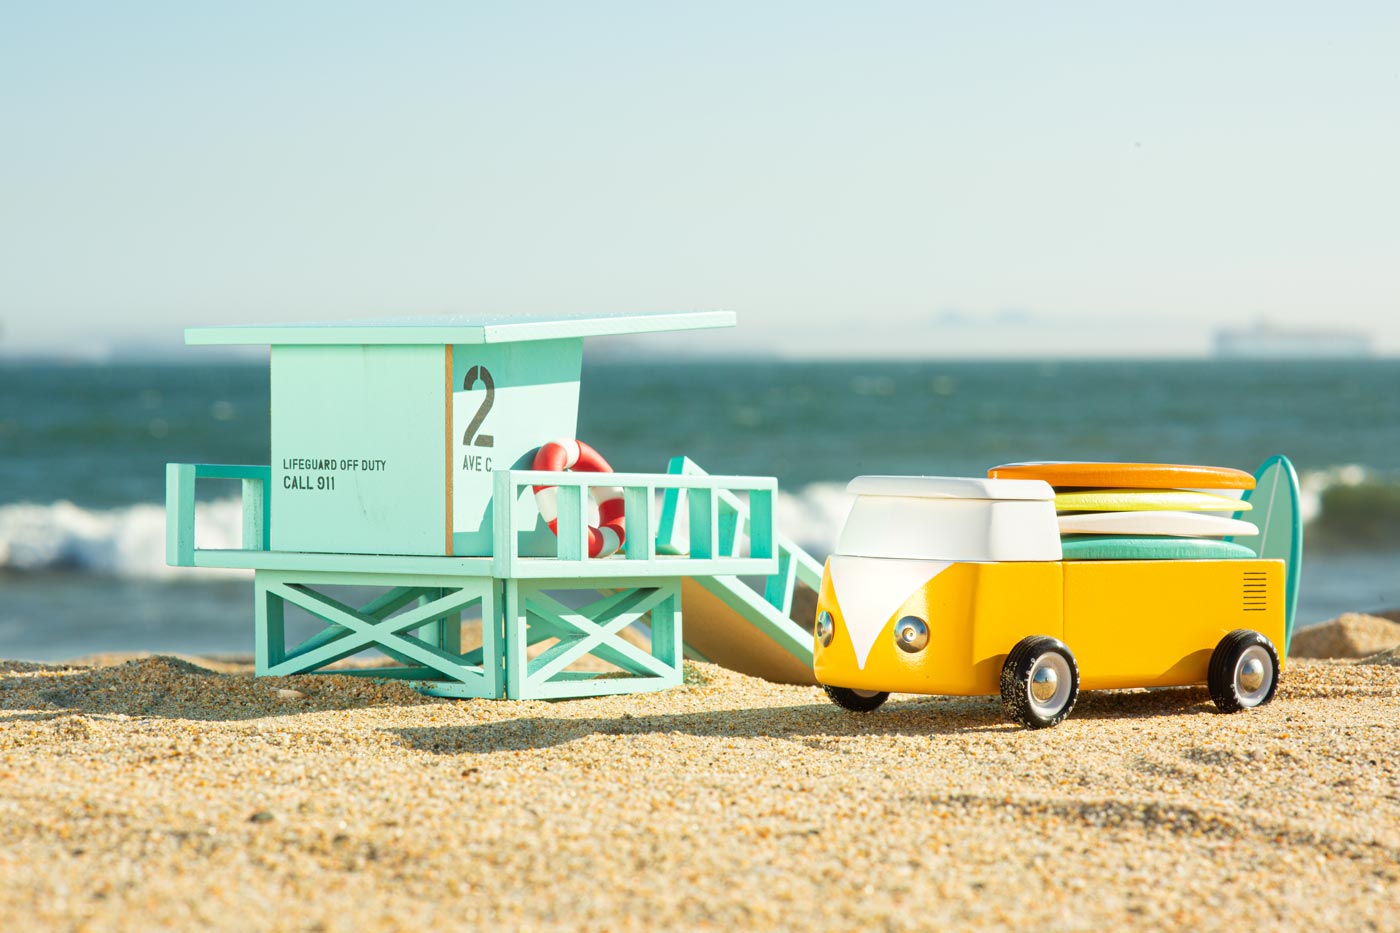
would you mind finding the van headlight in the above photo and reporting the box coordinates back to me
[894,616,929,653]
[816,611,834,647]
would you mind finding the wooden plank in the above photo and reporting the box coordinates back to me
[444,345,454,556]
[517,673,676,700]
[165,463,196,567]
[241,477,268,550]
[450,339,582,558]
[623,486,653,561]
[192,549,495,575]
[508,469,776,492]
[763,551,796,617]
[266,583,485,681]
[269,344,448,557]
[679,576,815,685]
[554,485,586,560]
[526,588,675,684]
[689,489,717,560]
[506,555,776,579]
[747,488,775,560]
[253,573,284,675]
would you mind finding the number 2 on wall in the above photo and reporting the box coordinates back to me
[461,365,495,448]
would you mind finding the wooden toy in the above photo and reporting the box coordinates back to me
[1056,511,1258,537]
[814,459,1301,728]
[166,313,817,699]
[1053,488,1252,513]
[989,461,1256,490]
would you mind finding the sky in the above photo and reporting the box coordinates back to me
[1,2,1397,358]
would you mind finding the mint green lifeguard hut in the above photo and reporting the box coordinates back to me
[166,313,819,699]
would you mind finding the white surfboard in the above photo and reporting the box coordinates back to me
[1057,510,1259,537]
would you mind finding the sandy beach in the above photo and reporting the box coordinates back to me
[1,645,1397,931]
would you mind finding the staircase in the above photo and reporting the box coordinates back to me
[657,456,821,684]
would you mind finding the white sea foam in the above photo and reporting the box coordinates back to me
[1297,464,1371,525]
[775,482,856,559]
[0,466,1384,580]
[0,499,247,579]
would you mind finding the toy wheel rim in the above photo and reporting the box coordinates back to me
[1233,644,1275,707]
[1027,652,1073,717]
[852,689,881,699]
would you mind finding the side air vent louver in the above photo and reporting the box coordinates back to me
[1243,570,1269,613]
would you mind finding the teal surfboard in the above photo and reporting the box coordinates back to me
[1228,455,1303,655]
[1059,536,1258,561]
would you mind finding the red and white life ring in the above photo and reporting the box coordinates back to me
[532,439,626,558]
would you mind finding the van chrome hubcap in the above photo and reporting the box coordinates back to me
[1030,666,1059,702]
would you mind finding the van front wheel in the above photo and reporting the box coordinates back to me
[822,684,889,712]
[1001,636,1080,729]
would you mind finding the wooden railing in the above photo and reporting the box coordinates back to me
[166,461,791,584]
[656,456,824,617]
[491,468,780,579]
[165,464,271,567]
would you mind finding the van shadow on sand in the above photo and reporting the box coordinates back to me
[389,687,1219,755]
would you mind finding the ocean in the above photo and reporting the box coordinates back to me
[2,357,1398,660]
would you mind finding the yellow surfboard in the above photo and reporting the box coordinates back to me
[1054,488,1251,512]
[989,461,1256,490]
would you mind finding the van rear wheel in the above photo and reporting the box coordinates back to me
[822,684,889,712]
[1001,636,1080,729]
[1208,630,1279,712]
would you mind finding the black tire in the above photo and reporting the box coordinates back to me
[1208,630,1280,713]
[1000,636,1080,729]
[822,684,890,712]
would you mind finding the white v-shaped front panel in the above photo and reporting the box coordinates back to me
[828,556,954,669]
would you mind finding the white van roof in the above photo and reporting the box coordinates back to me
[846,475,1054,501]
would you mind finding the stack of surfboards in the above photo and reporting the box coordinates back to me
[986,462,1260,560]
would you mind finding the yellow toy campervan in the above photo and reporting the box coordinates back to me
[813,458,1303,728]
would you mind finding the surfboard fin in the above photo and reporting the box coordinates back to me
[1228,455,1303,656]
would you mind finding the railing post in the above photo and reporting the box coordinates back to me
[241,477,268,550]
[492,470,516,575]
[717,500,741,557]
[166,464,197,567]
[764,550,796,616]
[624,485,654,561]
[688,488,717,559]
[555,484,587,560]
[655,455,702,556]
[747,488,775,560]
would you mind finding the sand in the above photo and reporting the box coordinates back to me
[1,654,1397,931]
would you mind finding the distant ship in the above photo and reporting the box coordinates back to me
[1214,321,1372,359]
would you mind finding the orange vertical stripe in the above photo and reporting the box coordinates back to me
[444,344,454,556]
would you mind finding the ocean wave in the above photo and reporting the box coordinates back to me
[2,465,1396,579]
[0,499,247,579]
[1299,466,1400,550]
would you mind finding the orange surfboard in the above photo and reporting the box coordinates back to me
[988,461,1255,490]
